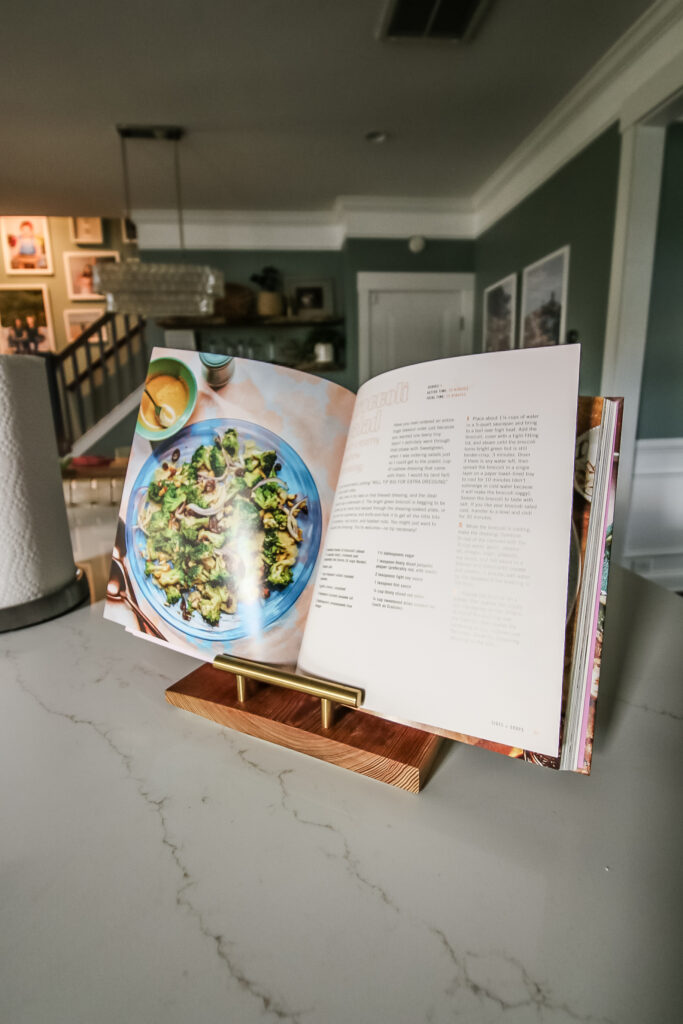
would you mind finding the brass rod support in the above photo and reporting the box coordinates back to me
[235,674,249,703]
[212,654,363,709]
[320,698,335,730]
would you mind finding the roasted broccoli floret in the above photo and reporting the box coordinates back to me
[267,562,293,587]
[260,450,277,476]
[152,566,184,588]
[165,586,182,605]
[233,497,261,532]
[262,509,288,530]
[146,529,180,561]
[262,530,285,565]
[197,529,227,548]
[191,445,212,474]
[162,482,185,514]
[147,480,165,503]
[198,585,229,625]
[179,516,210,543]
[209,445,227,476]
[252,481,284,511]
[221,429,239,458]
[147,509,170,534]
[243,467,263,488]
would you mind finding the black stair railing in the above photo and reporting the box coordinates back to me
[44,312,147,454]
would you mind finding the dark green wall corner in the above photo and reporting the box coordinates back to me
[474,124,622,395]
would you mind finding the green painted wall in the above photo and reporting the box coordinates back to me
[0,217,129,353]
[474,124,621,394]
[638,124,683,440]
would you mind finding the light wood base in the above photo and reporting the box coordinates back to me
[166,664,445,793]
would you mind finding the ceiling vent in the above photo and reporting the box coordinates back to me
[380,0,492,42]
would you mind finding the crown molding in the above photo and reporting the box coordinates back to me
[135,198,476,251]
[135,208,345,251]
[473,0,683,234]
[335,196,475,239]
[135,1,683,251]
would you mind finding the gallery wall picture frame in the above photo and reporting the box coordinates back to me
[285,277,334,319]
[520,246,570,348]
[69,217,104,245]
[63,307,107,345]
[483,274,517,351]
[0,284,54,354]
[63,250,120,301]
[1,216,53,275]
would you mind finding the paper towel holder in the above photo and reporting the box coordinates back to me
[0,568,90,633]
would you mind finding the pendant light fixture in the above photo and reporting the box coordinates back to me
[94,125,223,317]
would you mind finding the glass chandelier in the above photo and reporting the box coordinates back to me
[94,126,223,317]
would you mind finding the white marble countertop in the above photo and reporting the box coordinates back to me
[1,566,681,1024]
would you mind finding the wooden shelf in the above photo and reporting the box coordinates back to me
[158,315,344,330]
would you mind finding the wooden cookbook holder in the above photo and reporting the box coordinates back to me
[166,654,444,792]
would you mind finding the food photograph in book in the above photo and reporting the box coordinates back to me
[104,349,354,667]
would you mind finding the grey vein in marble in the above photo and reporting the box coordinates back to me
[8,664,307,1024]
[616,696,682,722]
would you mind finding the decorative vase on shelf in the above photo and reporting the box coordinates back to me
[250,265,283,319]
[256,290,283,318]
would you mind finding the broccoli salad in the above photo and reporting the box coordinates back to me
[136,427,308,627]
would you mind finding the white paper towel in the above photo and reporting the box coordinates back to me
[0,355,76,608]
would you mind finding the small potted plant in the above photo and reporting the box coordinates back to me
[250,265,283,318]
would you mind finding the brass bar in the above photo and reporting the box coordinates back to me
[212,654,363,709]
[320,698,335,730]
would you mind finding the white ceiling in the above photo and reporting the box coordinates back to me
[1,0,657,215]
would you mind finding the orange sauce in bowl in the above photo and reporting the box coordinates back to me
[139,374,189,431]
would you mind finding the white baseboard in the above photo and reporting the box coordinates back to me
[621,437,683,590]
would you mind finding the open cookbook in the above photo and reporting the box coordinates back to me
[104,344,621,774]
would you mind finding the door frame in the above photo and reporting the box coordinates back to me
[357,272,475,384]
[600,52,683,562]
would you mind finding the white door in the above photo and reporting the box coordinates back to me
[358,272,474,384]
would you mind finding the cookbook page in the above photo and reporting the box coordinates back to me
[104,348,355,666]
[298,345,580,756]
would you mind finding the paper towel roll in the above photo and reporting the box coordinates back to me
[0,355,77,609]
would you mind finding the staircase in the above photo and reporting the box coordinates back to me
[43,312,147,455]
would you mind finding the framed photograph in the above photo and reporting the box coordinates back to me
[63,250,120,301]
[121,218,138,244]
[483,274,517,351]
[69,217,103,245]
[520,246,570,348]
[285,277,334,319]
[0,284,54,354]
[1,216,53,275]
[63,307,107,345]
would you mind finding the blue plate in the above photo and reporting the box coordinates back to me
[125,419,321,644]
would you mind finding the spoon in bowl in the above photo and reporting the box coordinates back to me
[107,558,165,638]
[144,387,176,429]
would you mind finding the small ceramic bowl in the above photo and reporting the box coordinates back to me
[136,357,198,442]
